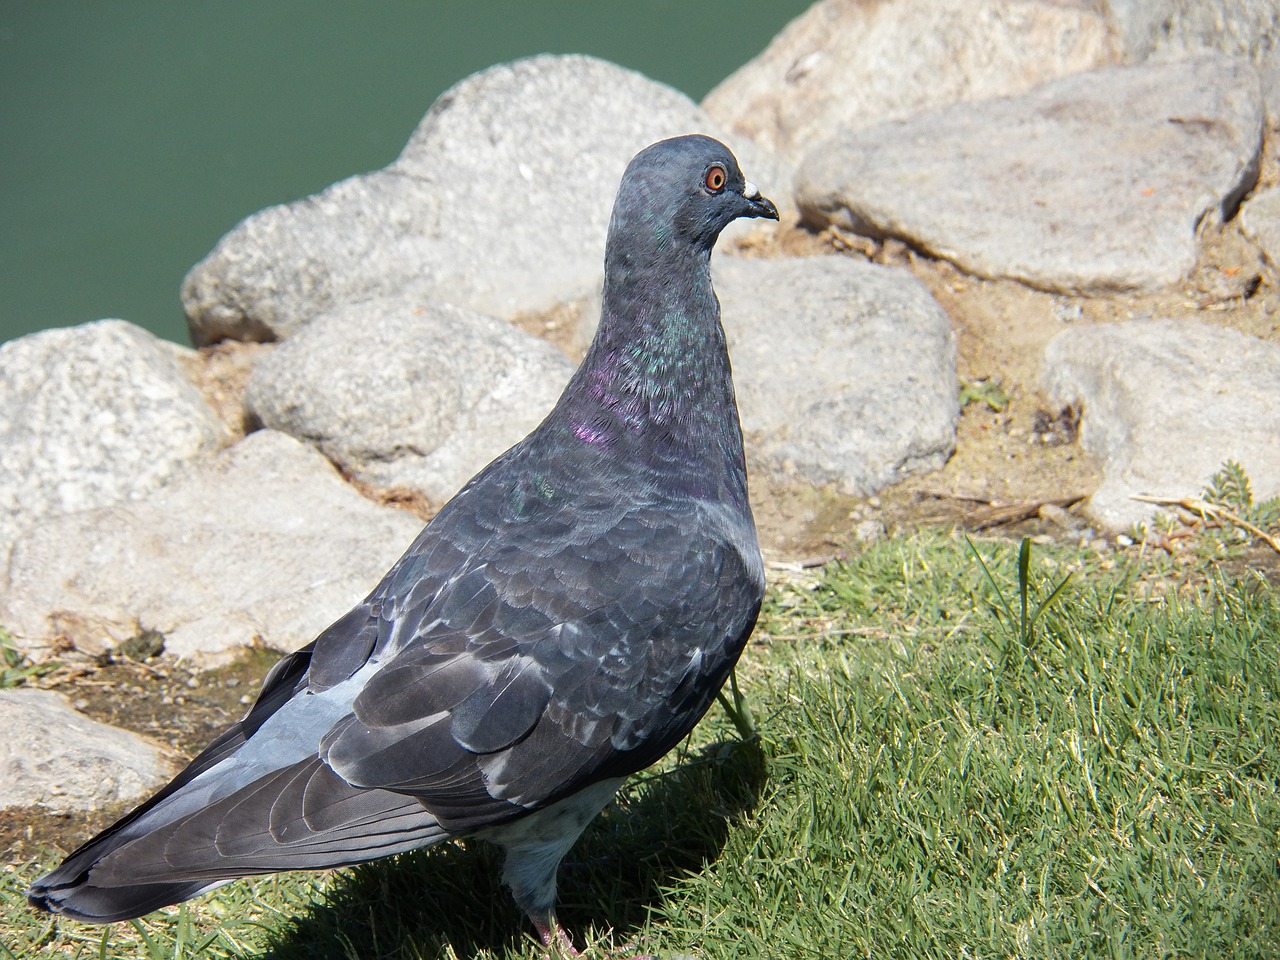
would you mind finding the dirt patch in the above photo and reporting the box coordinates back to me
[510,297,588,359]
[341,472,438,523]
[37,646,280,757]
[178,339,273,440]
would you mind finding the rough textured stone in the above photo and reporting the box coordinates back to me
[182,55,786,346]
[1042,318,1280,530]
[1,431,423,664]
[703,0,1117,159]
[245,298,574,503]
[796,56,1264,295]
[721,256,958,495]
[1102,0,1280,121]
[0,320,226,562]
[1240,186,1280,268]
[580,254,958,496]
[0,688,174,813]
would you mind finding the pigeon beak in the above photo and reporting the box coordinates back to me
[740,180,779,221]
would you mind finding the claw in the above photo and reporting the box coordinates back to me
[533,916,580,957]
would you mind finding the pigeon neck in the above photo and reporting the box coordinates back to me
[560,245,748,504]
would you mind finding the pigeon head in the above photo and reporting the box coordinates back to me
[572,134,773,490]
[608,134,779,254]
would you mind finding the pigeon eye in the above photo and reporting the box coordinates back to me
[704,165,727,193]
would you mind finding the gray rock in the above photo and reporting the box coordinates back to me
[718,256,958,496]
[1104,0,1250,60]
[1042,318,1280,530]
[245,298,575,502]
[1240,186,1280,268]
[1103,0,1277,60]
[182,55,786,346]
[796,56,1264,295]
[0,688,174,813]
[0,319,226,563]
[852,519,887,545]
[1,431,423,664]
[702,0,1117,160]
[1102,0,1280,122]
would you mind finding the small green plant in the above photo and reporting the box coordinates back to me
[0,627,55,688]
[1203,459,1280,539]
[1133,460,1280,555]
[715,667,756,741]
[965,536,1073,665]
[958,377,1010,412]
[1131,463,1280,560]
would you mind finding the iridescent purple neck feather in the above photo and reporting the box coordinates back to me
[544,135,778,507]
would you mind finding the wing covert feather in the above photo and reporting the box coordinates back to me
[271,440,764,834]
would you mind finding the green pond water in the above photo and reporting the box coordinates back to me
[1,1,809,347]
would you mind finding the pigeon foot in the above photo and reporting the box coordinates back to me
[534,916,581,957]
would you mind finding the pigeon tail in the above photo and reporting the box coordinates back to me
[28,754,449,922]
[28,656,448,922]
[28,876,236,925]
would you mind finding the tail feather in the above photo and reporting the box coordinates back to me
[28,756,446,923]
[31,645,318,901]
[28,878,230,924]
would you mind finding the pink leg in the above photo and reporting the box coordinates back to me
[532,915,581,957]
[531,912,658,959]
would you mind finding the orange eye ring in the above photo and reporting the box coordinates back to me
[705,165,727,193]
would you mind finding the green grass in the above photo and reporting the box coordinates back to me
[655,535,1280,958]
[4,531,1279,958]
[0,626,56,689]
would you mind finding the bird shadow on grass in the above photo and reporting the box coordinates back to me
[259,737,767,960]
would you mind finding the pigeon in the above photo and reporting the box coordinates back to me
[28,133,777,954]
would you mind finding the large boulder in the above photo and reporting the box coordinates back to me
[1103,0,1280,121]
[245,298,574,502]
[181,55,786,346]
[1,431,423,664]
[1042,318,1280,530]
[703,0,1117,160]
[0,688,174,813]
[796,56,1264,295]
[0,320,226,562]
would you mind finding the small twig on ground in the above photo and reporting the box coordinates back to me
[1132,494,1280,556]
[967,494,1086,530]
[764,556,836,572]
